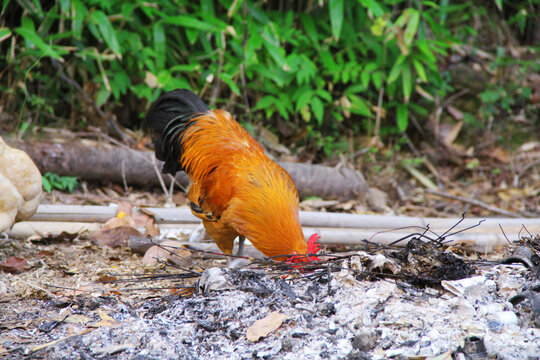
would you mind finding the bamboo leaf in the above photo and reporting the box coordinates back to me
[329,0,344,40]
[358,0,385,17]
[164,15,220,33]
[401,63,412,102]
[15,25,63,60]
[387,59,405,84]
[90,10,121,55]
[412,59,427,82]
[349,94,372,117]
[404,9,420,44]
[0,27,11,42]
[396,104,408,132]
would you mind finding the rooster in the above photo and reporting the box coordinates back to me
[146,89,319,262]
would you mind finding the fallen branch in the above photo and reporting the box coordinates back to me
[426,189,535,218]
[15,140,368,200]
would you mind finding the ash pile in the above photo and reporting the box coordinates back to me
[3,233,540,360]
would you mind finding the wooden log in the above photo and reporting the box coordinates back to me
[15,140,368,200]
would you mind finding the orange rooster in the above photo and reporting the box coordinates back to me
[146,89,319,262]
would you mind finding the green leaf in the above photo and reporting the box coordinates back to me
[329,0,344,40]
[387,59,405,84]
[201,0,215,16]
[90,10,121,55]
[348,94,372,117]
[401,63,412,102]
[0,27,11,42]
[275,93,290,119]
[358,0,385,17]
[371,71,383,89]
[412,59,427,82]
[316,89,332,102]
[58,0,69,14]
[370,17,387,37]
[253,95,276,111]
[185,28,199,44]
[296,90,314,111]
[96,87,111,107]
[42,176,52,193]
[219,73,240,95]
[262,37,288,70]
[301,14,318,44]
[404,9,420,45]
[396,104,408,132]
[15,25,63,60]
[2,0,10,14]
[164,15,220,33]
[319,51,338,73]
[153,22,165,67]
[311,96,324,125]
[71,0,87,38]
[416,40,437,63]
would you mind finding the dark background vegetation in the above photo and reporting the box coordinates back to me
[0,0,539,162]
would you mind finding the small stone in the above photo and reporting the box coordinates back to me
[347,349,372,360]
[488,321,503,331]
[281,337,297,352]
[352,329,377,351]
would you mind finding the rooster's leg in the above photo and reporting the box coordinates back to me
[236,236,245,257]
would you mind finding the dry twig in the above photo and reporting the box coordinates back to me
[426,189,534,218]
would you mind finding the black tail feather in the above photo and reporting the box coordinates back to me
[145,89,209,175]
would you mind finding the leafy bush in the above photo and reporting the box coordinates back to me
[0,0,536,158]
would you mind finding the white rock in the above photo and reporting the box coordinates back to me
[496,311,519,325]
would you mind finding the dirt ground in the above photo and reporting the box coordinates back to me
[1,218,539,359]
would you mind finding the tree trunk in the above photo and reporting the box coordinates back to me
[15,140,369,200]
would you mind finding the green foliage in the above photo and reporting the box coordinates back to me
[42,172,79,193]
[1,0,535,159]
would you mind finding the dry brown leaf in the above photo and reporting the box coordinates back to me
[489,147,510,163]
[246,311,290,342]
[88,226,142,248]
[103,216,132,229]
[103,201,160,237]
[0,256,27,273]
